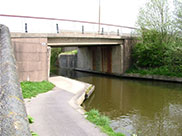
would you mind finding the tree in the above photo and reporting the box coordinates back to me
[131,0,182,74]
[174,0,182,31]
[137,0,174,45]
[132,0,175,68]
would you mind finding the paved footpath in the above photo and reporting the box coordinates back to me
[25,76,106,136]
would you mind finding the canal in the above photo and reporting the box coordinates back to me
[51,68,182,136]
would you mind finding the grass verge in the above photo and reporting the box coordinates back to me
[85,109,125,136]
[21,81,55,98]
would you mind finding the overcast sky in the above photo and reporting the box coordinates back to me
[0,0,146,33]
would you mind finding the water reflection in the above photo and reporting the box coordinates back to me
[51,68,182,136]
[79,76,182,136]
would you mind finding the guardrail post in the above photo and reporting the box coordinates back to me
[25,23,28,33]
[56,24,59,33]
[82,25,84,34]
[101,27,104,35]
[117,29,119,36]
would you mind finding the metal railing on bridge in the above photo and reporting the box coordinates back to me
[0,14,137,36]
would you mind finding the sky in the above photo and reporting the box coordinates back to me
[0,0,146,33]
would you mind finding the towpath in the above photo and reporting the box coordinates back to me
[25,76,106,136]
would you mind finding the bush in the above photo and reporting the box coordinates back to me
[131,28,182,76]
[132,29,172,67]
[132,42,166,67]
[130,41,182,76]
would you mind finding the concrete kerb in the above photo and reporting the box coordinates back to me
[68,84,95,114]
[49,76,95,114]
[123,73,182,83]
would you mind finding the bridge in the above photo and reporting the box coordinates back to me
[0,14,137,81]
[11,32,135,81]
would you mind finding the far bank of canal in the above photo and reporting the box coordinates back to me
[51,68,182,136]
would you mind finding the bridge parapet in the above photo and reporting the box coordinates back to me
[11,32,136,47]
[0,25,31,136]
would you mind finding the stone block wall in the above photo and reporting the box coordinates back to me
[11,37,49,81]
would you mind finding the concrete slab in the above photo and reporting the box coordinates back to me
[25,76,106,136]
[49,76,90,94]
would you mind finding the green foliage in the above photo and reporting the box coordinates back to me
[132,33,182,75]
[174,0,182,31]
[137,0,176,45]
[28,115,34,124]
[85,109,125,136]
[137,0,173,32]
[28,115,39,136]
[21,81,55,98]
[131,0,182,77]
[61,50,78,55]
[31,131,39,136]
[131,41,182,76]
[51,48,62,66]
[132,43,165,67]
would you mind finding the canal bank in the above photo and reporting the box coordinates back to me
[123,73,182,83]
[25,76,106,136]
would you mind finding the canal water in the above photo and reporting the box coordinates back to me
[51,68,182,136]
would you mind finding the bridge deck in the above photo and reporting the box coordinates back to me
[11,32,132,47]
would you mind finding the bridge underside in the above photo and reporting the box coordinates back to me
[77,45,124,75]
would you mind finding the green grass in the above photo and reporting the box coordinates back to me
[31,132,39,136]
[126,66,182,78]
[85,109,125,136]
[21,81,55,98]
[60,50,78,55]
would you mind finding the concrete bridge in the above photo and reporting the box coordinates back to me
[11,32,136,81]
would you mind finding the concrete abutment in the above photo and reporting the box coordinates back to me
[11,37,50,81]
